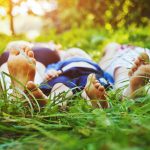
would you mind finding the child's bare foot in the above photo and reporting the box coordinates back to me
[44,70,62,81]
[123,53,150,98]
[7,47,36,90]
[85,73,109,109]
[26,81,48,107]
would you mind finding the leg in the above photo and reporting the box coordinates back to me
[51,83,73,99]
[115,53,150,98]
[51,83,73,107]
[99,42,120,70]
[26,81,73,107]
[114,67,129,89]
[26,81,48,107]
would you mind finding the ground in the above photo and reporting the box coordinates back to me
[0,27,150,150]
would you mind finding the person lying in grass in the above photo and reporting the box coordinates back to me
[99,42,150,97]
[1,41,110,108]
[7,46,113,109]
[1,41,150,109]
[0,41,91,85]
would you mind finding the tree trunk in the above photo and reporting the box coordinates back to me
[8,0,15,35]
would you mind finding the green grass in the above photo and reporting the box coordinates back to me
[0,27,150,150]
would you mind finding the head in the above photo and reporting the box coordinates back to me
[5,40,33,52]
[59,47,92,61]
[0,41,33,66]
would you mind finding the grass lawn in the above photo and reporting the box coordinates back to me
[0,27,150,150]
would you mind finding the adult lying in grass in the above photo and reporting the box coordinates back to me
[99,42,150,97]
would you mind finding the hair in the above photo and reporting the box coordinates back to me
[5,40,33,52]
[60,48,92,60]
[0,40,60,67]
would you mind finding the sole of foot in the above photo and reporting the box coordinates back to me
[26,81,48,107]
[7,46,36,91]
[123,52,150,98]
[85,73,109,109]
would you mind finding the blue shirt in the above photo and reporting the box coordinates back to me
[40,57,114,95]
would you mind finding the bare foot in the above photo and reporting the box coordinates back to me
[44,70,62,81]
[85,73,109,109]
[123,53,150,98]
[26,81,48,107]
[7,46,36,90]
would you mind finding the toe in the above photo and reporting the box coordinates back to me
[26,81,37,90]
[89,73,96,81]
[128,70,133,76]
[134,59,140,66]
[10,49,20,55]
[28,51,34,58]
[95,83,100,88]
[140,53,149,62]
[45,74,52,81]
[31,58,36,65]
[98,86,104,91]
[94,80,99,84]
[44,75,49,81]
[131,65,138,72]
[138,53,149,64]
[23,46,30,53]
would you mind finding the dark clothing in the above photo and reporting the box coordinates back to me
[0,46,60,67]
[39,57,114,95]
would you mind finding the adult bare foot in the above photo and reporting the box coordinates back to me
[85,73,109,109]
[44,70,62,81]
[123,52,150,98]
[7,46,36,91]
[26,81,48,107]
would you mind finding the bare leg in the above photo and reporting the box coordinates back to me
[84,73,109,108]
[124,53,150,98]
[26,81,48,107]
[115,53,150,98]
[114,67,129,89]
[51,83,73,107]
[26,81,73,107]
[51,83,73,99]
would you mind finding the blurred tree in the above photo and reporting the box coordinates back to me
[52,0,150,31]
[0,0,150,34]
[0,0,55,35]
[0,0,15,35]
[8,0,15,35]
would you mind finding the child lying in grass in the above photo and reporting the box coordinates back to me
[0,41,91,84]
[1,41,111,108]
[1,41,150,109]
[7,46,113,108]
